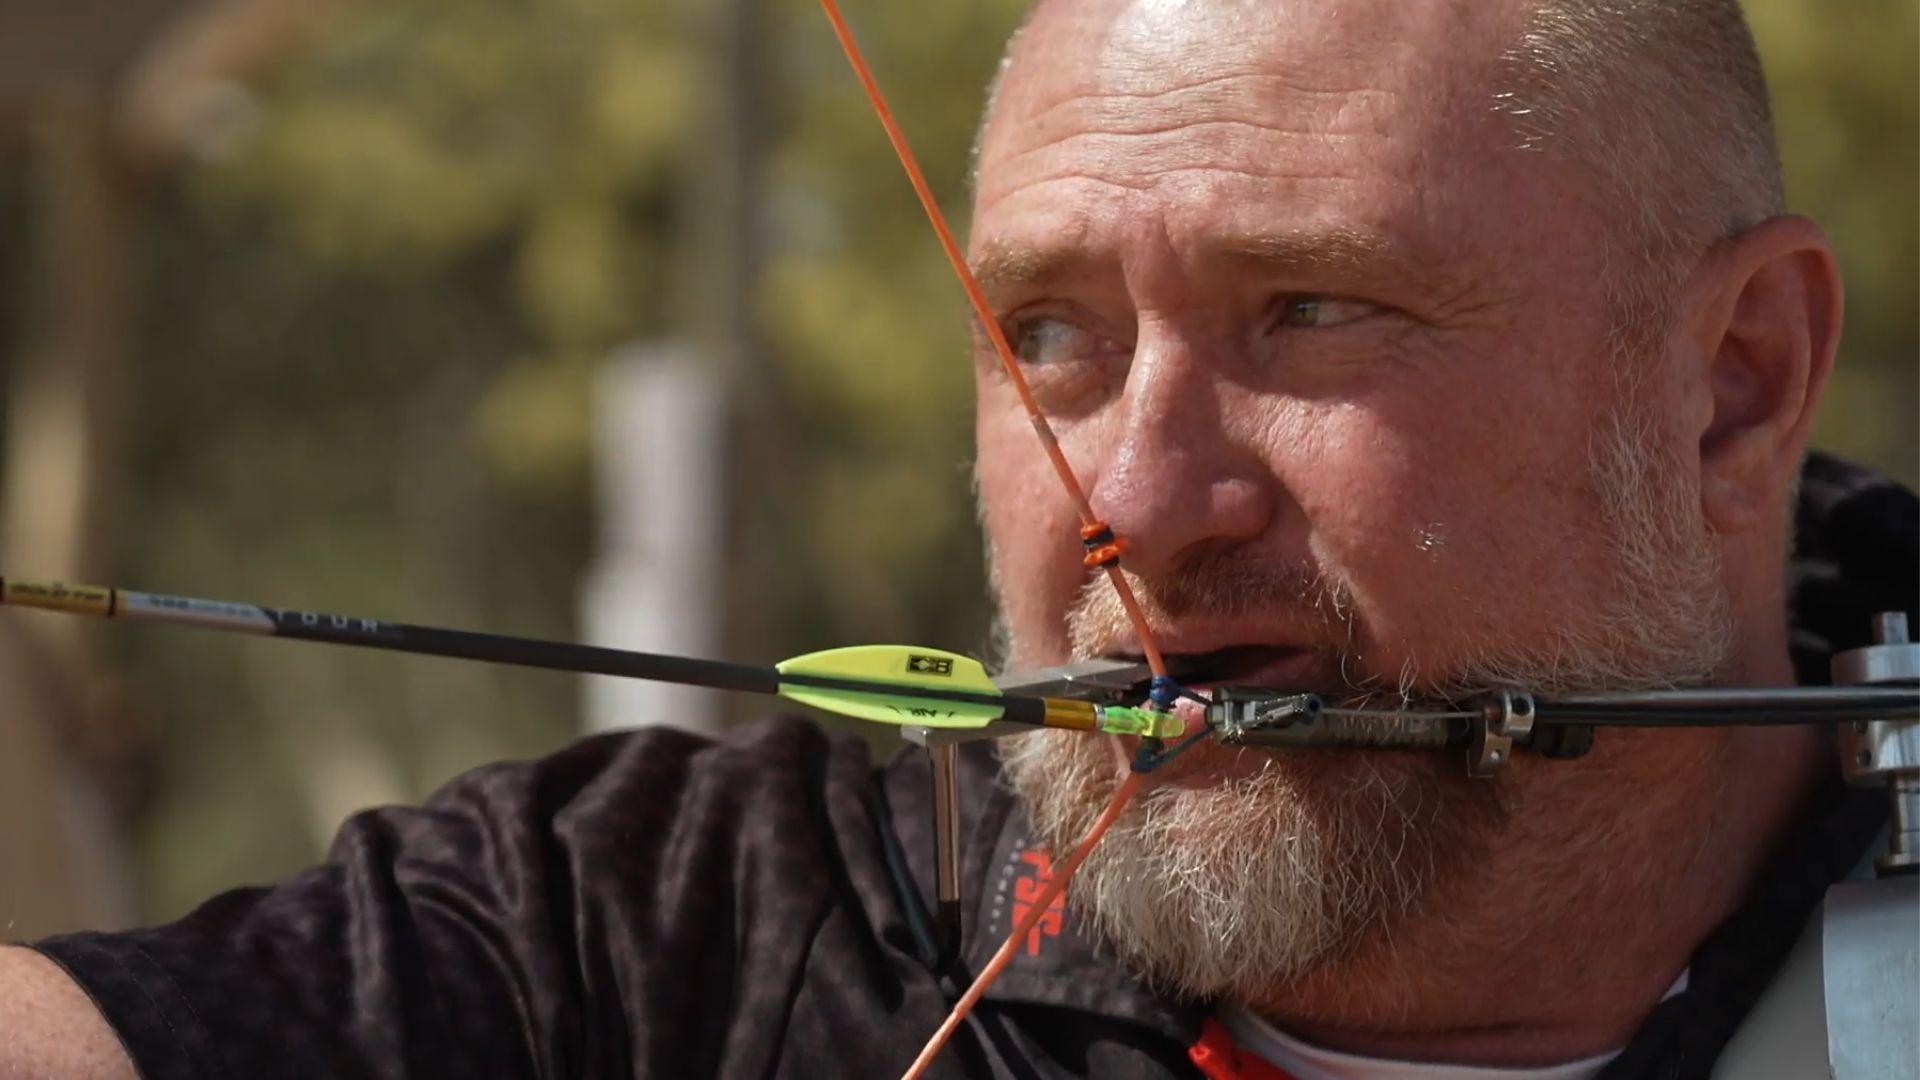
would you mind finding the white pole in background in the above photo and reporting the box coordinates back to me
[579,343,726,734]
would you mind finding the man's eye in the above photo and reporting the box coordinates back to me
[1012,317,1106,365]
[1269,295,1380,330]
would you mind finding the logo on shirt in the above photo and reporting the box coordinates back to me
[998,844,1065,958]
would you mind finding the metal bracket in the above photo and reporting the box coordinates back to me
[1832,612,1920,877]
[925,739,962,972]
[1468,689,1535,777]
[901,724,1021,973]
[1208,690,1324,742]
[900,712,1089,973]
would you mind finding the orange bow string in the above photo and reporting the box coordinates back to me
[810,3,1187,1077]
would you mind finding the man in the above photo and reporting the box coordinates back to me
[2,0,1912,1076]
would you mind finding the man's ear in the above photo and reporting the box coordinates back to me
[1687,215,1843,533]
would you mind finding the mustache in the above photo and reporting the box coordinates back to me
[1066,548,1362,660]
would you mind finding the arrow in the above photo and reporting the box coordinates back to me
[0,576,1181,739]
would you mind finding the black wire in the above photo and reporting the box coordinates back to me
[865,779,944,971]
[1534,688,1916,727]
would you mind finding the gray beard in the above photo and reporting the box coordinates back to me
[993,386,1735,1004]
[1000,731,1500,1000]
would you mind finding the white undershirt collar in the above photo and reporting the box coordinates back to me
[1217,971,1689,1080]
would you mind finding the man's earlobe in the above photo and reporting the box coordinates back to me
[1692,216,1843,533]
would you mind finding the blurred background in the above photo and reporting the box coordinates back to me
[0,0,1912,937]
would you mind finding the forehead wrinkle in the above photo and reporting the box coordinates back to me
[1211,228,1469,294]
[983,75,1397,202]
[1018,73,1387,139]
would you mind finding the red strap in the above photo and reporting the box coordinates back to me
[1189,1018,1300,1080]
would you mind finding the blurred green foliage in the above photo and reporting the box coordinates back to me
[108,0,1026,921]
[1751,1,1918,487]
[0,0,1909,922]
[112,0,704,915]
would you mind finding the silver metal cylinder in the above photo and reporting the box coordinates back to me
[1833,612,1920,688]
[1885,776,1920,875]
[1832,612,1920,876]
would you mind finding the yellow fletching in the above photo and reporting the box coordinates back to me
[775,645,1004,728]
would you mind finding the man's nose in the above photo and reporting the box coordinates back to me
[1086,329,1275,580]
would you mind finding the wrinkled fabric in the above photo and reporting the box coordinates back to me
[31,452,1915,1079]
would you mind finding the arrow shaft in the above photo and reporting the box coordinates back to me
[0,577,1046,722]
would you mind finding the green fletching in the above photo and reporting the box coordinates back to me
[775,645,1005,728]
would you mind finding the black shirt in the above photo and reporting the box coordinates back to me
[31,452,1916,1079]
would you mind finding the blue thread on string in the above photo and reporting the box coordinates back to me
[1148,676,1181,710]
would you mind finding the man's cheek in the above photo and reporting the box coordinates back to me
[976,436,1085,664]
[1287,418,1501,668]
[1286,412,1445,565]
[1304,463,1612,682]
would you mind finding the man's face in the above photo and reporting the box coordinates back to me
[970,0,1732,1007]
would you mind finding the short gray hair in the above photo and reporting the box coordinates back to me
[975,1,1785,285]
[1494,0,1785,326]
